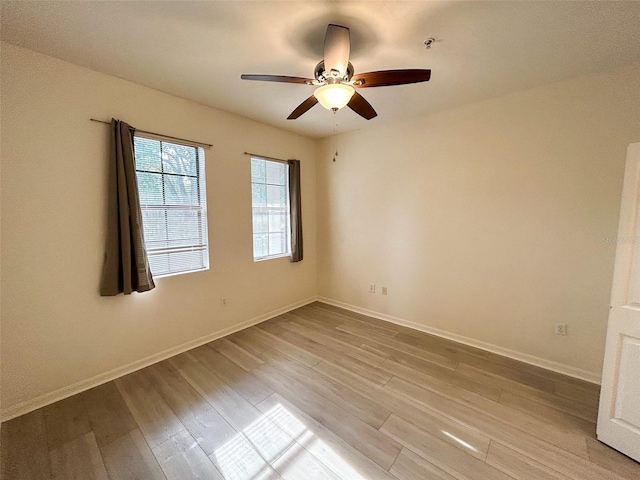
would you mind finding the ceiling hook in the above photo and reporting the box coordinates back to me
[424,38,436,49]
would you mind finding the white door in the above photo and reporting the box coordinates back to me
[597,143,640,462]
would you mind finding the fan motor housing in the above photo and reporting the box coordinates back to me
[315,61,354,83]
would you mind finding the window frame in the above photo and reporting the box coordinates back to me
[250,156,292,262]
[133,132,210,278]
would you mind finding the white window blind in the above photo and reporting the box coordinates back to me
[133,134,209,277]
[251,157,291,260]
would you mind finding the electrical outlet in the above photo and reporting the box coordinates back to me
[555,323,567,336]
[221,298,228,307]
[381,287,388,295]
[369,283,376,293]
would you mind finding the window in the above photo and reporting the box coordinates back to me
[251,157,291,260]
[133,134,209,277]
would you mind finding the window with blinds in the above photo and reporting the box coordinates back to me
[133,134,209,277]
[251,157,291,260]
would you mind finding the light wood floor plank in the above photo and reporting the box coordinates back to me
[384,377,624,480]
[49,432,109,480]
[553,380,600,407]
[456,363,598,420]
[260,348,391,429]
[178,360,296,464]
[192,344,274,405]
[153,430,224,480]
[81,381,138,447]
[257,393,398,480]
[380,356,502,401]
[314,360,491,461]
[43,394,92,450]
[390,448,457,480]
[227,328,273,356]
[167,351,199,370]
[284,308,345,329]
[278,314,387,367]
[385,375,589,459]
[381,414,514,480]
[144,360,237,456]
[208,337,265,372]
[1,409,52,480]
[100,428,166,480]
[245,326,322,368]
[336,322,458,370]
[498,389,596,437]
[258,321,392,385]
[251,361,402,470]
[456,358,556,394]
[208,431,281,480]
[485,441,571,480]
[395,329,572,395]
[115,370,185,449]
[305,304,400,336]
[272,442,342,480]
[585,437,640,480]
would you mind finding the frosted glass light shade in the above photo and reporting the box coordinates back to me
[314,83,355,111]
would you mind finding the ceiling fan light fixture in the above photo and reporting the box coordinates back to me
[314,83,355,111]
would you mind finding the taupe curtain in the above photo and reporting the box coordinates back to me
[288,159,303,262]
[100,119,155,296]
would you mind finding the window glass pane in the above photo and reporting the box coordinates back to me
[252,211,268,234]
[252,183,266,207]
[164,175,197,205]
[269,233,285,256]
[161,143,197,176]
[267,185,285,207]
[253,234,268,258]
[134,137,162,172]
[266,161,286,185]
[167,249,207,274]
[251,158,266,183]
[148,253,170,276]
[137,172,163,205]
[166,209,203,247]
[268,212,286,232]
[141,208,168,248]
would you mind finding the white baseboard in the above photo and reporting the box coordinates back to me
[0,296,318,422]
[316,296,602,385]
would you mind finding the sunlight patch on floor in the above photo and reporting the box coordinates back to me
[213,402,366,479]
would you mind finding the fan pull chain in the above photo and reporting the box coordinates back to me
[332,111,338,162]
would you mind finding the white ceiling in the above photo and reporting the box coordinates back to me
[2,1,640,139]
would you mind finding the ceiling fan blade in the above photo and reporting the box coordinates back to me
[323,24,350,77]
[347,91,377,120]
[287,96,319,119]
[241,74,314,84]
[352,69,431,88]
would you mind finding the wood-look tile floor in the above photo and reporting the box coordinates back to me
[2,302,639,479]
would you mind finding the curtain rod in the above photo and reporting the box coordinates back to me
[243,151,290,164]
[90,118,213,148]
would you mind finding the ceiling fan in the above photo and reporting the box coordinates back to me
[241,24,431,120]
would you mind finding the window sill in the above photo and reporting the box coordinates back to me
[253,253,291,263]
[153,266,209,279]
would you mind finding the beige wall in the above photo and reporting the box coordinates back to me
[0,43,317,417]
[317,64,640,379]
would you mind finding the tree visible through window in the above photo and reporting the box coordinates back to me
[134,135,209,277]
[251,157,291,260]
